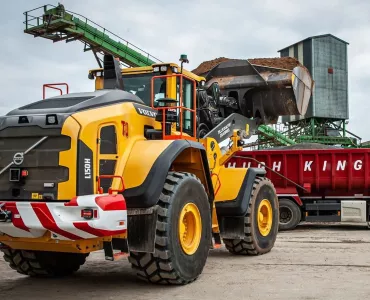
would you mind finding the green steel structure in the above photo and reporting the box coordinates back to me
[287,118,360,147]
[255,118,363,149]
[23,4,161,68]
[257,125,296,148]
[270,34,365,149]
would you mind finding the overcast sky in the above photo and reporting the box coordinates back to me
[1,0,370,141]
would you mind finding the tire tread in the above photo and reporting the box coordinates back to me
[129,172,205,285]
[1,248,88,277]
[223,177,277,256]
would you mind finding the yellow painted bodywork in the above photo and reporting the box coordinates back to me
[124,140,173,188]
[214,168,246,202]
[58,116,80,199]
[200,130,250,234]
[66,101,162,194]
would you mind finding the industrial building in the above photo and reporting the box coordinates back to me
[259,34,362,148]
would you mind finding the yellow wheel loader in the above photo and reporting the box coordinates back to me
[0,54,312,284]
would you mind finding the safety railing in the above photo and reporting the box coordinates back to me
[43,83,69,99]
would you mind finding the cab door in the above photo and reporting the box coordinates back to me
[96,124,118,193]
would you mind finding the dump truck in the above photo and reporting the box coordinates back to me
[227,145,370,230]
[0,4,312,285]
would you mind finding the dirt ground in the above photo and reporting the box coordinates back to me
[1,223,369,300]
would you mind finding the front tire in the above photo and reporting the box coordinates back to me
[1,248,88,277]
[223,176,279,255]
[128,172,211,285]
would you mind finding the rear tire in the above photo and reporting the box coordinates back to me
[223,176,279,255]
[278,198,301,231]
[1,248,88,277]
[128,172,211,285]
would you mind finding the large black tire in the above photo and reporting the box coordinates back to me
[128,172,211,285]
[1,248,88,277]
[278,198,301,231]
[223,176,279,255]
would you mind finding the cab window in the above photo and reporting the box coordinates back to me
[121,73,166,106]
[176,77,194,135]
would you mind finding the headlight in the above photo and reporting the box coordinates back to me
[160,66,167,72]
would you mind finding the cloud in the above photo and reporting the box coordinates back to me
[1,0,370,141]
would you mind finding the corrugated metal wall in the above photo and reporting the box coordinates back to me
[312,36,348,119]
[280,35,348,122]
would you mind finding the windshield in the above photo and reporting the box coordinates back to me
[122,73,166,107]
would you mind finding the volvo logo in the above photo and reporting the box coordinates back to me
[13,152,24,165]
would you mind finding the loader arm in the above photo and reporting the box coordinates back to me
[203,113,257,145]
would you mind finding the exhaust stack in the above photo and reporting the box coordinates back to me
[103,54,124,90]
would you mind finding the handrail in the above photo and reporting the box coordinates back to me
[43,83,69,99]
[97,175,125,194]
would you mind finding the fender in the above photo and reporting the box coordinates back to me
[123,139,214,253]
[215,167,266,239]
[215,167,266,217]
[123,139,214,208]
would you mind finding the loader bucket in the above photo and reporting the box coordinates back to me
[198,58,314,124]
[291,65,313,116]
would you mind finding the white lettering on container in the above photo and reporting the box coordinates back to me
[304,161,313,171]
[272,161,281,172]
[354,160,362,170]
[337,160,346,171]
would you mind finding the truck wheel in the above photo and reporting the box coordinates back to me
[128,172,211,285]
[1,248,88,277]
[278,198,301,231]
[223,177,279,255]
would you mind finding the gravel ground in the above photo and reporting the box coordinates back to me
[0,223,369,300]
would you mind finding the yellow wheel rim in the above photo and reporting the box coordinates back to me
[258,199,273,236]
[178,203,202,255]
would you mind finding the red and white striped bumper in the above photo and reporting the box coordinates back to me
[0,194,127,240]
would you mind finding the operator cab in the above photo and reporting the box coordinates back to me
[89,55,205,140]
